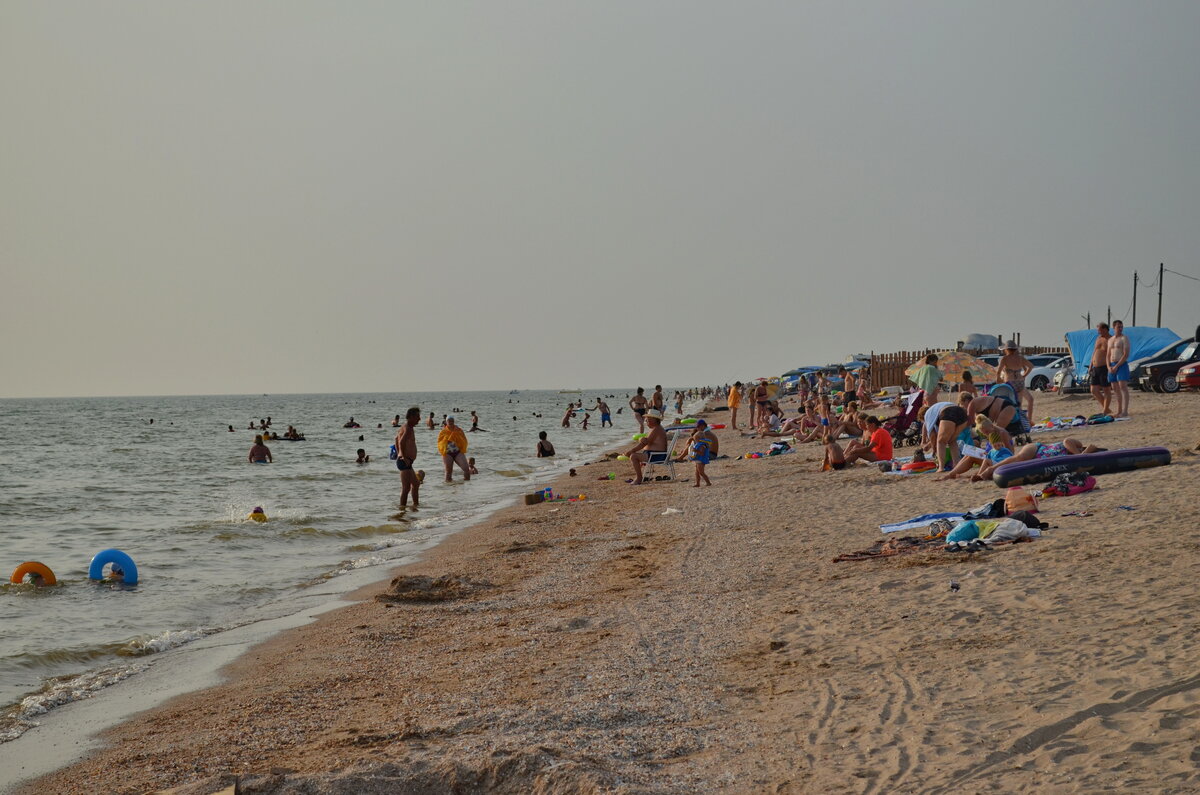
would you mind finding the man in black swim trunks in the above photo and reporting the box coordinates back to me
[395,406,421,508]
[1090,322,1112,415]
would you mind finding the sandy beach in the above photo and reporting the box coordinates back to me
[18,391,1200,794]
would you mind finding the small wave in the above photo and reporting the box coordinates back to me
[1,663,146,743]
[493,467,533,478]
[348,535,426,553]
[278,523,408,540]
[118,627,209,657]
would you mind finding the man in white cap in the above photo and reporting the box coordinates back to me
[623,408,669,484]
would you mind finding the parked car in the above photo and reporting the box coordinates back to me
[978,353,1069,390]
[1130,337,1195,390]
[1027,353,1064,368]
[1139,339,1200,393]
[1025,355,1072,391]
[1179,361,1200,390]
[1054,360,1086,393]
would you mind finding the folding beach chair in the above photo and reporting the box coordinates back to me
[643,429,682,481]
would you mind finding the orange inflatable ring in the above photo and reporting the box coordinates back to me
[901,461,937,472]
[11,561,57,586]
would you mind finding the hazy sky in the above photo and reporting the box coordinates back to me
[3,1,1199,397]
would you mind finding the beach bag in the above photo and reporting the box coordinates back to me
[946,521,980,543]
[1008,510,1049,530]
[1005,487,1039,515]
[1040,473,1097,498]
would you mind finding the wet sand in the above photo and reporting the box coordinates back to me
[21,392,1200,794]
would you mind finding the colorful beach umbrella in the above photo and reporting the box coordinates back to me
[904,350,993,384]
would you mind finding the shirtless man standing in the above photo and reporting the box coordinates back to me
[651,385,665,414]
[590,397,612,427]
[395,406,421,508]
[629,387,649,432]
[1090,322,1112,415]
[840,368,857,406]
[1107,319,1131,418]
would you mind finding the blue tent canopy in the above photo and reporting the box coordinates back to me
[1064,326,1181,379]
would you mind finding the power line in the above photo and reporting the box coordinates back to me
[1164,268,1200,282]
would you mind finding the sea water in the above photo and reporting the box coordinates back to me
[0,389,670,741]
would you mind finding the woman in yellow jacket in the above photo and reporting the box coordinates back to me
[437,416,472,482]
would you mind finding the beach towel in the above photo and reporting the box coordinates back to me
[833,534,945,562]
[880,512,964,534]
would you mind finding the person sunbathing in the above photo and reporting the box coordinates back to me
[937,415,1015,480]
[821,415,892,470]
[624,409,669,484]
[788,403,825,442]
[795,398,837,443]
[750,402,785,436]
[831,401,863,438]
[971,437,1100,481]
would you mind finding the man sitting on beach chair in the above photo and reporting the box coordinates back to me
[624,409,670,484]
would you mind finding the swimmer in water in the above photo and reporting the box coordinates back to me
[356,448,370,464]
[248,434,272,463]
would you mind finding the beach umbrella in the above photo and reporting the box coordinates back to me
[905,350,992,384]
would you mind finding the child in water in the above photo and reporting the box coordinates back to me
[356,448,370,464]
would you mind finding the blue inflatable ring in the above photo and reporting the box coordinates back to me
[88,549,138,585]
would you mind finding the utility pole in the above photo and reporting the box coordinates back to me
[1157,262,1164,327]
[1107,305,1111,326]
[1133,271,1137,326]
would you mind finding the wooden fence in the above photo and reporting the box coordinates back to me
[869,345,1069,390]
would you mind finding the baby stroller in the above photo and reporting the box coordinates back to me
[886,390,925,447]
[986,383,1032,445]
